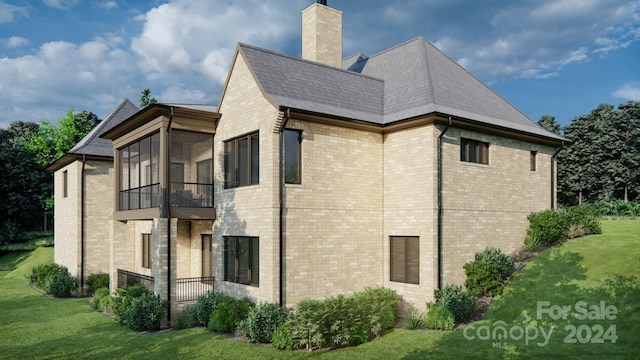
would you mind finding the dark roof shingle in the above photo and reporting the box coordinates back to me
[239,38,564,142]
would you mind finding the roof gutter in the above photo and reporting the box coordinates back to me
[80,154,86,292]
[436,116,452,290]
[550,141,564,209]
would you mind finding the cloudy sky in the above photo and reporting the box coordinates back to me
[1,0,639,129]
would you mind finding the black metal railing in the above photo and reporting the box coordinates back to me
[171,182,213,208]
[176,276,215,302]
[117,269,155,293]
[119,184,161,211]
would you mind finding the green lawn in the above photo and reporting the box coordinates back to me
[1,220,639,359]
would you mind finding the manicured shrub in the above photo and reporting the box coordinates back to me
[565,224,586,239]
[45,270,76,297]
[272,323,301,351]
[432,284,476,323]
[208,296,254,333]
[239,302,287,343]
[524,228,542,251]
[527,210,567,245]
[323,295,368,347]
[110,285,152,323]
[194,290,227,326]
[171,308,196,330]
[287,299,326,350]
[352,287,400,336]
[99,294,114,313]
[91,287,110,311]
[402,306,425,330]
[286,287,400,350]
[122,292,167,330]
[28,263,76,297]
[29,263,64,290]
[463,260,504,297]
[425,305,455,330]
[474,247,514,278]
[565,205,601,235]
[86,273,110,295]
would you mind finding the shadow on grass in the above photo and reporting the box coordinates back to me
[402,248,640,359]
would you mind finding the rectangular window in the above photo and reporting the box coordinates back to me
[223,236,259,286]
[460,138,489,164]
[530,151,537,171]
[62,170,68,198]
[224,132,259,188]
[285,129,302,184]
[142,233,152,269]
[202,234,212,278]
[390,236,419,284]
[119,132,161,210]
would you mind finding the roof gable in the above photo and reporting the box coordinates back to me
[68,99,140,157]
[239,43,384,123]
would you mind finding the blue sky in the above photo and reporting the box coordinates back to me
[1,0,639,129]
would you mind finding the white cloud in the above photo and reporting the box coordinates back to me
[613,84,640,100]
[0,1,28,23]
[0,37,137,125]
[130,0,298,94]
[43,0,80,10]
[97,1,118,10]
[445,0,640,80]
[5,36,29,48]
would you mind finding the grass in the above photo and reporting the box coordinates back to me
[1,220,639,359]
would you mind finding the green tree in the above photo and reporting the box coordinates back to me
[139,88,158,108]
[0,122,51,243]
[557,102,640,205]
[538,115,562,135]
[25,108,101,167]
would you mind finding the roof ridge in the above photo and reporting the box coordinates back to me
[421,40,538,125]
[238,43,384,83]
[366,36,427,60]
[69,98,134,153]
[420,39,438,108]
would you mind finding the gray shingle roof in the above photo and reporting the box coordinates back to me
[239,38,564,142]
[68,99,139,157]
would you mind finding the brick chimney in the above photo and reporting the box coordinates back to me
[301,2,343,67]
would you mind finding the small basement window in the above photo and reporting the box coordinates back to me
[460,138,489,164]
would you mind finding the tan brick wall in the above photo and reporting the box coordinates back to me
[282,120,384,306]
[83,160,114,278]
[440,127,555,286]
[382,125,439,306]
[54,162,82,276]
[214,52,280,303]
[301,3,343,67]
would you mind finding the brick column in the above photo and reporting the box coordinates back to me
[153,218,178,321]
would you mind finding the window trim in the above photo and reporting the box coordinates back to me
[223,236,259,286]
[284,129,302,184]
[224,132,259,189]
[460,138,489,165]
[390,236,420,284]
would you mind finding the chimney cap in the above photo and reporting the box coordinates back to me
[317,0,327,5]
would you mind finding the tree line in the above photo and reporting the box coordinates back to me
[538,101,640,205]
[0,90,157,245]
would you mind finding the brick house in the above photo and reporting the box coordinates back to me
[53,2,564,316]
[47,99,139,288]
